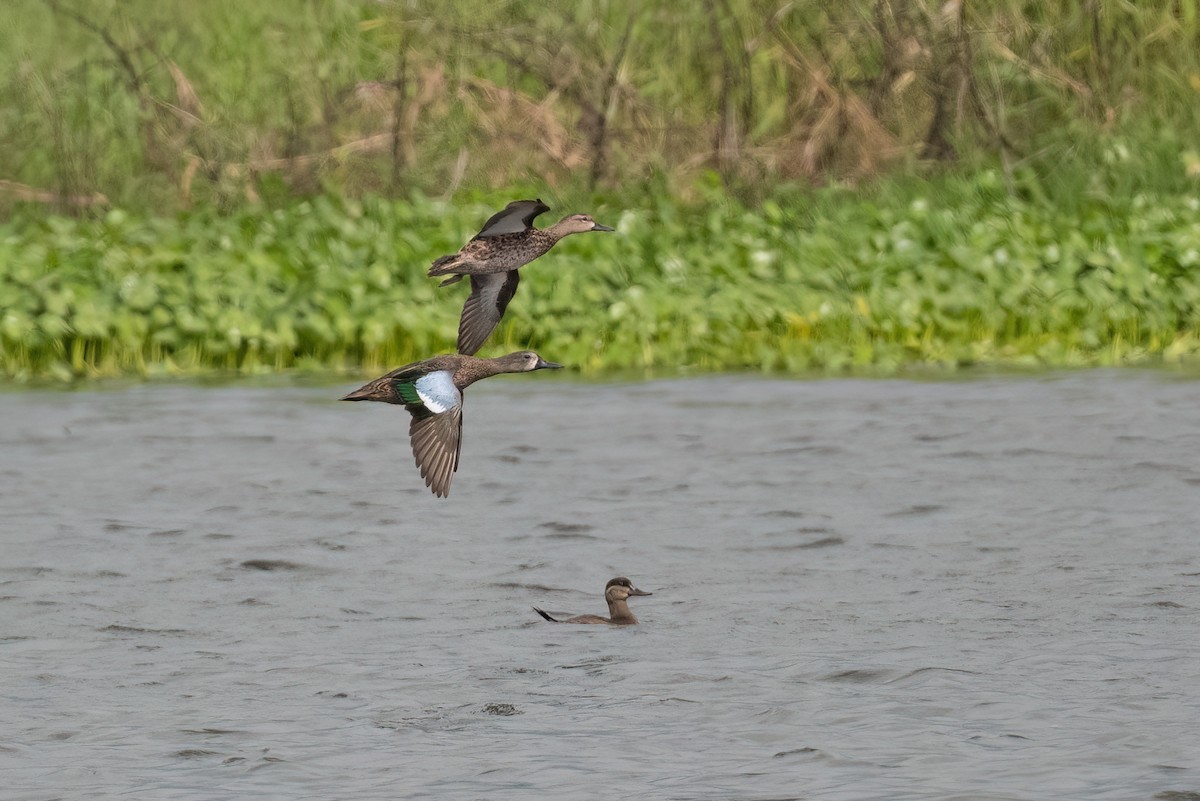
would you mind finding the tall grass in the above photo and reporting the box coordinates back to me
[1,0,1198,213]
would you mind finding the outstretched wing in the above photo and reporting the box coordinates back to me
[473,199,550,239]
[397,371,464,497]
[408,406,463,498]
[457,271,520,355]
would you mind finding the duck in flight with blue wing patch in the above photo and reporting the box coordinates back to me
[341,351,561,497]
[428,199,614,356]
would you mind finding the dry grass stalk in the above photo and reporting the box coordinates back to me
[770,28,905,180]
[166,60,204,128]
[460,76,587,171]
[222,132,395,174]
[989,40,1093,99]
[0,179,109,207]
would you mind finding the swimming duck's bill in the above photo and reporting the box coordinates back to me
[590,222,615,232]
[536,357,563,370]
[627,587,652,596]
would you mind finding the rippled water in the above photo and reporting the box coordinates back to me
[2,371,1199,800]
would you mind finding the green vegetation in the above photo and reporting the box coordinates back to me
[2,0,1199,210]
[4,168,1200,381]
[2,2,1200,381]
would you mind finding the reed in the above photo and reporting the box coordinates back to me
[1,0,1198,212]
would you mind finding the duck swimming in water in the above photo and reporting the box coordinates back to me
[428,199,614,356]
[340,351,561,497]
[533,577,652,625]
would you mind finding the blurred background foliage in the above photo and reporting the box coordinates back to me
[1,0,1199,379]
[2,0,1199,210]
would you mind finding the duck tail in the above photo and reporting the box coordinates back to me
[532,607,560,623]
[427,254,461,277]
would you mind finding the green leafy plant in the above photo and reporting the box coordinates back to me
[3,172,1200,381]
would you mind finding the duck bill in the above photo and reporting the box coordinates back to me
[536,358,563,370]
[591,223,615,232]
[629,588,652,596]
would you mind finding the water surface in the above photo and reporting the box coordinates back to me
[2,371,1198,800]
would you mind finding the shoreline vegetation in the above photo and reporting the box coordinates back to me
[1,1,1199,380]
[3,174,1200,382]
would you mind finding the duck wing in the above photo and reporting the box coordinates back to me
[473,199,550,239]
[457,272,520,356]
[341,356,455,401]
[400,370,464,497]
[408,406,463,498]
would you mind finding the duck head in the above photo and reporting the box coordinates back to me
[493,351,564,373]
[605,576,652,602]
[554,213,615,235]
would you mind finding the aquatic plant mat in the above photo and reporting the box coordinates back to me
[3,177,1200,382]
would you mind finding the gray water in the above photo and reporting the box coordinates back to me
[2,371,1198,800]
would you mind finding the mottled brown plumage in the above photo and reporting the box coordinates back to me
[533,577,653,625]
[428,199,614,355]
[340,351,562,498]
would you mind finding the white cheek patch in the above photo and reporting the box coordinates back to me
[414,371,459,413]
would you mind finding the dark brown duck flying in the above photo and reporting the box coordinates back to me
[533,577,652,625]
[340,351,561,497]
[428,199,614,356]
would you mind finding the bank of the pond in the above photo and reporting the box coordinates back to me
[3,176,1200,381]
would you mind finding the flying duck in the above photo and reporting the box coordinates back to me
[341,351,562,497]
[428,199,614,355]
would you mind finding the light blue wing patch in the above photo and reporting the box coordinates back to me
[413,371,460,414]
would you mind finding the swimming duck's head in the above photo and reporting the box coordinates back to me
[605,576,652,602]
[556,213,615,234]
[495,351,563,373]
